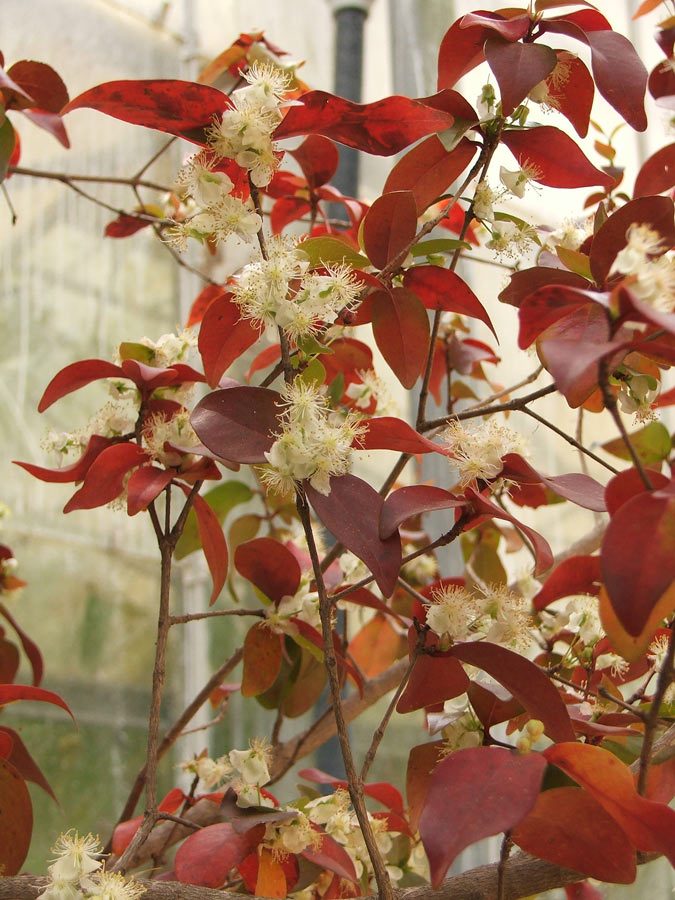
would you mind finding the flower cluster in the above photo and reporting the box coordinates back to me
[232,236,361,341]
[183,737,273,807]
[443,418,527,489]
[40,832,143,900]
[261,381,366,496]
[425,583,533,651]
[611,222,675,312]
[617,371,659,423]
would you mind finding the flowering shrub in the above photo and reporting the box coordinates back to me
[3,2,675,900]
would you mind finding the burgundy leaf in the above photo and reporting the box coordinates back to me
[305,474,401,597]
[532,556,602,612]
[372,288,430,389]
[517,286,597,349]
[178,485,228,606]
[275,91,455,155]
[0,684,74,722]
[380,485,466,541]
[545,54,594,139]
[301,830,358,882]
[174,822,265,887]
[270,196,312,233]
[460,11,530,40]
[397,648,469,714]
[485,38,557,116]
[126,466,173,516]
[105,213,153,238]
[499,266,590,308]
[404,265,497,338]
[198,292,259,387]
[0,603,43,686]
[289,134,339,188]
[437,17,488,89]
[604,467,671,517]
[502,126,613,190]
[634,143,675,198]
[358,417,446,457]
[62,79,229,143]
[234,537,301,604]
[37,359,125,412]
[14,435,115,484]
[291,618,363,695]
[191,386,280,463]
[362,191,417,269]
[0,726,56,801]
[383,137,478,215]
[5,60,68,112]
[63,444,149,513]
[500,453,606,512]
[419,747,546,887]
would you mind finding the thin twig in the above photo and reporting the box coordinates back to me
[1,182,17,224]
[8,164,172,192]
[518,405,619,474]
[638,626,675,794]
[497,834,513,900]
[169,608,265,625]
[420,384,557,431]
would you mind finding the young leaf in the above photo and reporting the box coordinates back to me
[419,747,546,887]
[63,444,149,513]
[396,648,469,714]
[177,485,229,606]
[358,417,446,456]
[191,386,281,463]
[634,143,675,198]
[5,60,68,112]
[380,485,466,541]
[0,603,43,686]
[14,435,116,485]
[289,134,339,188]
[301,830,358,882]
[362,191,417,269]
[126,466,173,516]
[37,359,125,412]
[372,288,430,389]
[0,684,74,722]
[437,17,488,89]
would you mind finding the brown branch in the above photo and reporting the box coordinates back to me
[8,165,172,192]
[168,608,265,625]
[637,627,675,794]
[420,384,557,431]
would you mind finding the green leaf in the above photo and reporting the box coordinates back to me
[117,341,156,363]
[297,358,326,388]
[297,237,369,269]
[437,118,477,152]
[411,238,472,257]
[0,117,16,183]
[327,371,345,407]
[175,481,253,560]
[601,421,672,465]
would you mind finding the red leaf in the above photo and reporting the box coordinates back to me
[380,485,466,541]
[235,537,301,604]
[0,602,43,686]
[634,143,675,198]
[383,137,478,215]
[275,91,455,156]
[341,587,407,625]
[396,648,469,714]
[301,830,358,882]
[511,787,636,883]
[544,743,675,865]
[502,126,613,190]
[460,12,530,40]
[186,284,225,328]
[62,80,229,143]
[246,344,281,382]
[348,615,405,677]
[545,54,594,139]
[532,556,602,612]
[485,38,557,116]
[20,109,70,147]
[191,386,280,463]
[404,265,497,338]
[112,788,185,857]
[175,822,264,887]
[467,681,523,732]
[0,726,55,801]
[500,453,606,512]
[126,466,173,516]
[362,191,417,269]
[0,758,32,875]
[372,288,430,389]
[37,359,125,412]
[305,475,401,597]
[448,642,575,743]
[270,196,312,233]
[291,619,363,696]
[437,17,488,89]
[198,292,259,387]
[320,338,373,386]
[605,467,670,517]
[299,768,404,814]
[14,435,115,485]
[499,266,589,308]
[517,286,596,349]
[241,623,283,697]
[105,213,153,238]
[406,741,445,832]
[289,134,339,188]
[419,747,546,887]
[358,417,446,456]
[5,60,68,112]
[178,485,228,606]
[465,489,554,575]
[0,684,74,722]
[600,489,675,636]
[63,444,149,513]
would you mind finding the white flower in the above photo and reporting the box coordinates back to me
[617,373,659,423]
[440,711,483,754]
[476,83,496,120]
[143,410,199,466]
[306,790,353,844]
[265,811,320,855]
[473,181,497,222]
[182,754,232,790]
[40,881,83,900]
[486,219,537,258]
[443,418,527,489]
[425,584,480,641]
[86,874,145,900]
[499,164,540,199]
[563,595,604,646]
[48,832,102,882]
[175,150,234,207]
[476,584,533,651]
[611,224,675,313]
[229,737,272,787]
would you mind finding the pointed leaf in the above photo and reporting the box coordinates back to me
[177,485,228,605]
[175,822,265,887]
[301,830,358,882]
[275,91,455,156]
[380,485,466,541]
[437,17,488,89]
[485,38,557,116]
[383,136,477,215]
[545,54,594,138]
[14,435,115,485]
[62,79,229,143]
[544,742,675,864]
[0,684,74,721]
[362,191,417,269]
[19,108,70,148]
[175,481,253,560]
[500,453,606,511]
[242,623,283,697]
[0,603,43,686]
[396,649,469,714]
[372,288,430,390]
[0,726,56,802]
[605,466,670,517]
[63,444,149,513]
[634,143,675,198]
[517,286,596,350]
[305,474,401,597]
[0,758,32,875]
[358,417,446,456]
[37,359,125,412]
[532,556,602,612]
[420,747,546,887]
[199,292,260,388]
[126,466,173,516]
[511,787,636,883]
[191,386,281,463]
[5,60,68,112]
[599,585,675,663]
[235,537,301,604]
[448,641,575,742]
[502,126,613,189]
[404,265,497,338]
[499,266,590,308]
[289,134,339,188]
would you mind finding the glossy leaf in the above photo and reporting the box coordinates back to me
[362,191,417,270]
[380,485,466,541]
[358,417,445,456]
[275,91,455,156]
[289,134,339,188]
[404,265,497,338]
[14,435,115,485]
[178,485,228,606]
[37,359,124,412]
[0,684,74,721]
[499,266,590,308]
[396,647,469,714]
[532,555,602,612]
[419,747,546,887]
[191,386,280,463]
[175,822,265,887]
[199,292,260,387]
[305,475,401,597]
[517,286,596,350]
[600,488,675,636]
[437,17,488,89]
[383,136,477,215]
[546,53,594,138]
[0,603,43,686]
[372,288,430,389]
[502,126,613,189]
[235,537,301,604]
[126,466,173,516]
[485,38,557,116]
[63,444,149,513]
[544,742,675,864]
[5,60,68,112]
[634,143,675,198]
[301,830,358,882]
[604,467,670,517]
[0,758,32,875]
[176,481,252,560]
[448,641,575,742]
[511,787,636,883]
[63,79,229,143]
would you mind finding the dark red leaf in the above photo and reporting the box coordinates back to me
[178,485,228,606]
[300,768,404,815]
[198,292,259,387]
[20,109,70,147]
[0,727,55,802]
[437,17,488,89]
[62,80,229,143]
[301,830,358,881]
[532,556,602,612]
[175,822,264,887]
[372,288,430,389]
[105,213,153,238]
[0,684,74,722]
[126,466,173,516]
[0,758,32,875]
[467,681,523,732]
[305,474,401,597]
[634,143,675,198]
[419,747,546,887]
[362,191,417,269]
[289,134,339,188]
[397,648,469,714]
[5,60,68,112]
[37,359,125,412]
[448,642,575,742]
[500,453,606,512]
[187,285,225,328]
[404,265,497,338]
[275,91,455,156]
[112,788,185,856]
[502,126,613,190]
[460,11,530,40]
[358,417,446,457]
[14,435,115,485]
[600,489,675,636]
[380,485,466,541]
[517,286,596,349]
[63,444,149,513]
[499,266,590,308]
[649,59,675,108]
[271,196,312,233]
[545,54,594,139]
[383,137,478,215]
[604,467,671,517]
[191,386,280,463]
[234,537,301,604]
[0,602,43,686]
[485,38,557,116]
[406,741,445,832]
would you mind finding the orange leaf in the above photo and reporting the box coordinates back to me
[256,848,287,899]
